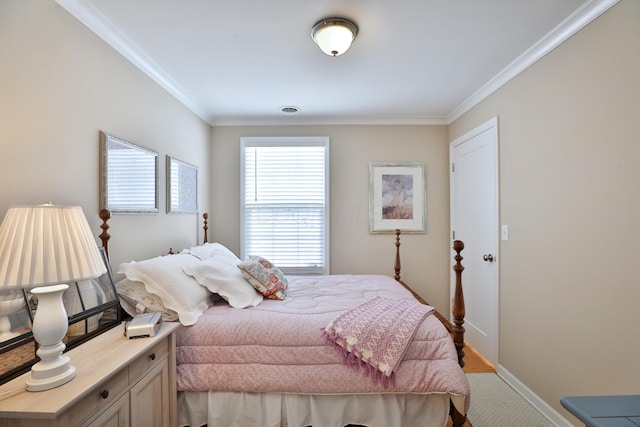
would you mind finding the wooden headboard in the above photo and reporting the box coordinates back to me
[98,209,210,260]
[97,209,465,366]
[97,210,410,280]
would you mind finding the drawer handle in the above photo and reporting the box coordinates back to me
[100,389,109,399]
[149,352,156,361]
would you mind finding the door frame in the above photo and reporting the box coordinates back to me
[449,116,500,365]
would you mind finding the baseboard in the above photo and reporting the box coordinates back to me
[496,365,573,427]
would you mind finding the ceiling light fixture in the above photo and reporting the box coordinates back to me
[311,17,358,57]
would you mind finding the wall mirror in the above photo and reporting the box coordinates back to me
[167,156,198,214]
[0,247,121,385]
[99,131,159,213]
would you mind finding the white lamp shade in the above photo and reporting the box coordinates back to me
[312,18,358,57]
[0,204,106,288]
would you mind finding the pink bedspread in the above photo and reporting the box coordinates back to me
[176,274,470,413]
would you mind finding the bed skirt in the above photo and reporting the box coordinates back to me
[178,390,451,427]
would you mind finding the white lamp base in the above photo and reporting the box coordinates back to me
[26,284,76,392]
[26,347,76,391]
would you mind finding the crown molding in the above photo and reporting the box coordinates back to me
[56,0,619,128]
[55,0,446,127]
[446,0,620,124]
[55,0,210,123]
[209,115,449,127]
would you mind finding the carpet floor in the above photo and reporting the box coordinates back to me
[466,373,555,427]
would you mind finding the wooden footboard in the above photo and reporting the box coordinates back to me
[393,230,467,427]
[449,246,467,427]
[393,230,466,369]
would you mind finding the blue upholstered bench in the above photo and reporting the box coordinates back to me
[560,395,640,427]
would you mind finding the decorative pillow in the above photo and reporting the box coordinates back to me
[118,253,210,326]
[181,242,241,262]
[115,278,179,322]
[237,256,287,300]
[182,255,263,308]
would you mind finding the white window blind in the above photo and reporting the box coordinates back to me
[106,140,157,212]
[241,137,329,275]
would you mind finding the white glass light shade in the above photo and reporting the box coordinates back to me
[312,18,358,57]
[0,204,106,391]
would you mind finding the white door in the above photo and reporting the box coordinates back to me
[450,117,499,366]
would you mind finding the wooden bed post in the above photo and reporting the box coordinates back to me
[393,236,467,427]
[99,209,111,259]
[452,240,466,368]
[203,213,209,244]
[450,240,468,427]
[394,229,401,280]
[391,233,467,371]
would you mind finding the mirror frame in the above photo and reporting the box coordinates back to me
[99,131,159,214]
[0,247,121,386]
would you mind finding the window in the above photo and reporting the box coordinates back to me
[241,137,329,275]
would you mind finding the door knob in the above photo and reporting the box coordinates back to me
[483,254,494,262]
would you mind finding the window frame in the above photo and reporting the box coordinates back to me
[240,136,330,275]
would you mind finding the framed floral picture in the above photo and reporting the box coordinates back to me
[369,162,426,233]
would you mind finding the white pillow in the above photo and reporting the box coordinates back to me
[181,242,241,261]
[182,255,263,308]
[115,278,179,322]
[118,254,210,326]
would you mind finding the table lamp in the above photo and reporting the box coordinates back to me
[0,203,106,391]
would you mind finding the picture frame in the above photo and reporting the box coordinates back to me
[99,131,159,214]
[167,156,198,214]
[369,162,426,233]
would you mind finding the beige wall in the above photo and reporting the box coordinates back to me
[5,0,639,423]
[211,125,453,312]
[1,1,453,312]
[450,0,640,423]
[0,0,211,271]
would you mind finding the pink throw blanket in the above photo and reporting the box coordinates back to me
[324,296,434,382]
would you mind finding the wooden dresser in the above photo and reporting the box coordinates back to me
[0,322,179,427]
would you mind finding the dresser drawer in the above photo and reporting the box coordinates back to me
[129,339,168,384]
[59,368,129,427]
[0,323,178,427]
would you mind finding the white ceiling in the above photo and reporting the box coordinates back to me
[56,0,613,126]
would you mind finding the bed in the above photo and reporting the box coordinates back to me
[98,210,470,427]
